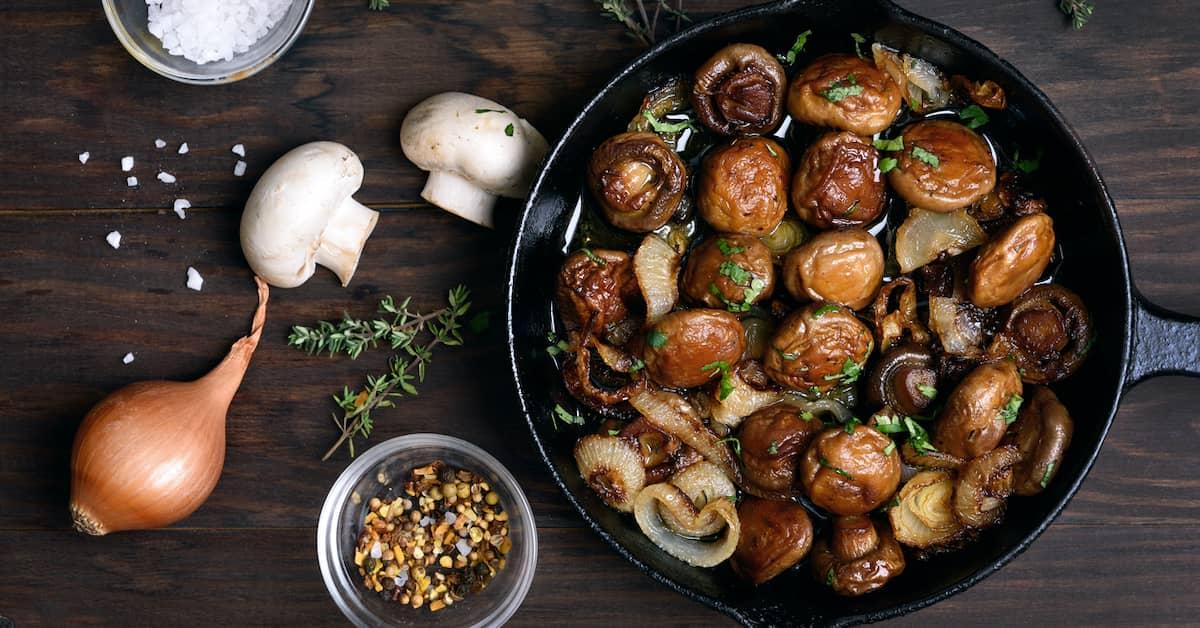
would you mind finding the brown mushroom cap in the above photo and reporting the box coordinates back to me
[786,54,903,136]
[692,43,787,136]
[791,131,887,229]
[738,404,825,498]
[987,284,1092,383]
[731,498,814,585]
[800,425,902,515]
[643,309,746,388]
[969,213,1057,308]
[763,303,874,392]
[588,132,687,233]
[1008,386,1073,496]
[887,120,997,212]
[555,249,637,335]
[812,515,906,596]
[934,360,1023,459]
[696,137,791,235]
[682,234,776,310]
[781,228,884,311]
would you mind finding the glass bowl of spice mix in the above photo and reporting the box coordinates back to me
[318,434,537,627]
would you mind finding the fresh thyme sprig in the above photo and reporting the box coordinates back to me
[368,0,389,10]
[288,286,472,460]
[1059,0,1094,30]
[597,0,690,47]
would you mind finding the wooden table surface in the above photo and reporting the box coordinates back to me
[2,0,1198,626]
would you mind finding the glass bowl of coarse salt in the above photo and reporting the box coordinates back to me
[102,0,314,85]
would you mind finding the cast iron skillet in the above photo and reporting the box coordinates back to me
[505,0,1200,624]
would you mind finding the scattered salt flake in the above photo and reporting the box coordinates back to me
[186,266,204,291]
[444,512,457,525]
[173,198,191,219]
[157,171,177,184]
[231,143,245,157]
[233,160,247,177]
[121,156,134,171]
[370,541,383,559]
[155,138,167,149]
[122,352,135,365]
[126,176,139,187]
[105,231,121,249]
[178,142,189,155]
[455,539,473,557]
[419,516,434,527]
[78,152,90,164]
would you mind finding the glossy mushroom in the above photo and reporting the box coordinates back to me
[763,304,874,392]
[953,444,1020,528]
[642,309,746,388]
[682,235,776,311]
[866,344,938,418]
[588,132,688,232]
[781,228,884,310]
[812,515,906,596]
[732,498,814,585]
[692,43,787,136]
[889,470,964,549]
[787,54,903,136]
[790,131,887,229]
[800,424,902,515]
[887,120,996,212]
[737,403,825,498]
[1008,386,1073,496]
[555,249,637,335]
[696,137,791,235]
[969,213,1057,308]
[933,361,1023,459]
[987,284,1092,382]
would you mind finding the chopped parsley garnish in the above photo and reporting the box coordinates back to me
[999,393,1023,425]
[778,29,812,65]
[824,358,863,384]
[826,567,836,587]
[812,304,840,319]
[917,384,938,400]
[873,135,904,152]
[775,347,800,361]
[581,248,606,266]
[843,417,861,434]
[714,261,765,312]
[905,416,938,454]
[1014,147,1044,173]
[718,261,753,285]
[819,456,853,479]
[821,74,864,102]
[504,123,515,137]
[642,111,697,134]
[883,441,896,456]
[878,157,898,173]
[767,440,780,455]
[629,358,646,374]
[843,201,860,217]
[646,329,668,348]
[873,413,905,434]
[765,143,779,158]
[716,239,745,256]
[607,429,621,436]
[702,360,735,400]
[719,435,742,457]
[910,145,941,168]
[551,404,585,430]
[800,410,815,422]
[850,32,867,58]
[1040,462,1056,488]
[959,104,990,129]
[545,333,571,357]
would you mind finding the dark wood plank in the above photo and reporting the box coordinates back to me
[1,0,1197,211]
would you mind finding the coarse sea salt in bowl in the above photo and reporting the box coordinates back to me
[101,0,314,85]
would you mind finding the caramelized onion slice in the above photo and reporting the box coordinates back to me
[871,44,950,114]
[954,445,1019,529]
[634,483,741,567]
[929,296,987,358]
[872,277,931,354]
[895,208,986,274]
[670,460,737,509]
[574,434,647,512]
[709,366,784,429]
[631,389,744,486]
[634,233,682,324]
[889,470,963,548]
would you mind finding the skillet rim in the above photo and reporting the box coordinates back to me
[505,0,1133,624]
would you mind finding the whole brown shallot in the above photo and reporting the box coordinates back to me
[69,277,269,535]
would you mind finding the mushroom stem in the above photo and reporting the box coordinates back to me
[314,196,380,287]
[420,171,498,228]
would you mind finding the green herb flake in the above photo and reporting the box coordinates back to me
[874,414,905,434]
[719,435,742,457]
[812,304,840,319]
[819,456,854,480]
[581,248,607,266]
[910,145,941,168]
[642,111,697,135]
[718,261,753,285]
[800,410,815,422]
[826,567,836,587]
[1040,462,1056,488]
[765,143,779,158]
[1014,147,1044,174]
[545,337,571,357]
[959,104,990,129]
[999,393,1023,425]
[504,123,515,137]
[629,358,646,374]
[474,108,503,114]
[368,0,390,10]
[843,417,861,434]
[767,440,780,455]
[917,384,938,400]
[702,360,735,401]
[874,135,904,152]
[608,429,621,436]
[850,32,867,58]
[824,358,863,384]
[1060,0,1094,30]
[843,201,860,217]
[647,329,668,349]
[821,74,864,103]
[716,239,745,257]
[904,416,938,455]
[778,29,812,66]
[552,404,585,430]
[878,157,899,173]
[775,347,800,362]
[883,441,896,456]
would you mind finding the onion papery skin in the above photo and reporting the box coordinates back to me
[69,278,268,535]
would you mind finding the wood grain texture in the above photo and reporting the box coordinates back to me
[1,0,1198,626]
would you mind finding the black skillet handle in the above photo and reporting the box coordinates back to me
[1124,290,1200,388]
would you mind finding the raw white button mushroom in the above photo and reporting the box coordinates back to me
[240,141,380,288]
[400,92,549,228]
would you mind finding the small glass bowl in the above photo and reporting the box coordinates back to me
[100,0,315,85]
[317,434,538,627]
